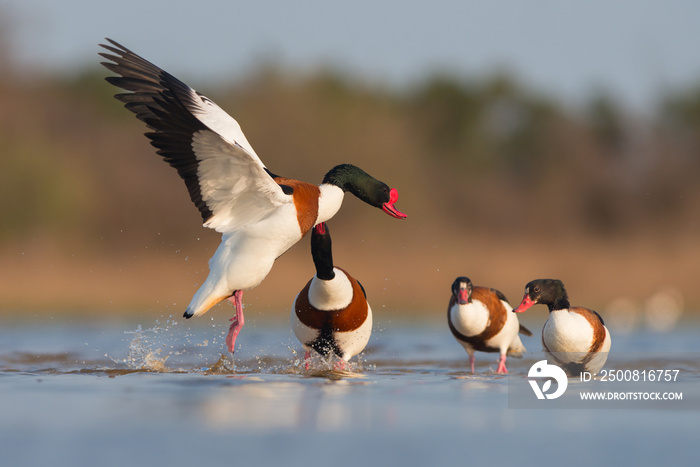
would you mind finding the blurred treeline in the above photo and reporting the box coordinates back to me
[1,43,699,316]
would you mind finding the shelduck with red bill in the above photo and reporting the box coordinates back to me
[99,39,406,354]
[292,223,372,364]
[448,277,532,373]
[512,279,611,376]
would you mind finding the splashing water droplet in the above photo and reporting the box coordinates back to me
[122,326,170,372]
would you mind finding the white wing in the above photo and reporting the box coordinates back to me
[187,92,260,162]
[192,129,289,232]
[99,38,290,231]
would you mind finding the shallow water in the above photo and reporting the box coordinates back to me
[2,315,699,466]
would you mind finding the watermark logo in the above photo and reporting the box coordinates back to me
[509,353,696,409]
[528,360,568,399]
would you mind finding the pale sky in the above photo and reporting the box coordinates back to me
[3,0,700,112]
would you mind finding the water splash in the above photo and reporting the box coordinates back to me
[110,320,371,378]
[122,325,170,372]
[109,315,230,373]
[286,349,367,379]
[205,354,236,374]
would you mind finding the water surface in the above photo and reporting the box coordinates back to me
[1,315,699,466]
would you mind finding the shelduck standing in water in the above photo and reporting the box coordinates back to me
[99,39,406,353]
[292,223,372,365]
[512,279,611,376]
[448,277,532,373]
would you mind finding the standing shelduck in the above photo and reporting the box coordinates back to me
[512,279,611,376]
[292,222,372,365]
[448,277,532,373]
[99,39,406,353]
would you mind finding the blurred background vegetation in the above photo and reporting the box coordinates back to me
[1,31,698,324]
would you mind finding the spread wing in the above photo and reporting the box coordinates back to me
[99,38,290,233]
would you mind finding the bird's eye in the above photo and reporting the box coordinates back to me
[533,286,540,293]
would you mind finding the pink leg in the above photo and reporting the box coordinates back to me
[225,290,245,353]
[304,349,311,370]
[469,354,475,373]
[496,354,508,374]
[334,360,347,371]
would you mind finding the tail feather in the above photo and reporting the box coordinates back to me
[519,323,533,337]
[183,290,231,318]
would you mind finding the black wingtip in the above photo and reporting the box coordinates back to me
[98,39,124,58]
[592,310,605,326]
[183,311,192,319]
[100,37,125,51]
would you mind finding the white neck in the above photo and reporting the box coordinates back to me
[316,184,345,225]
[308,268,353,311]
